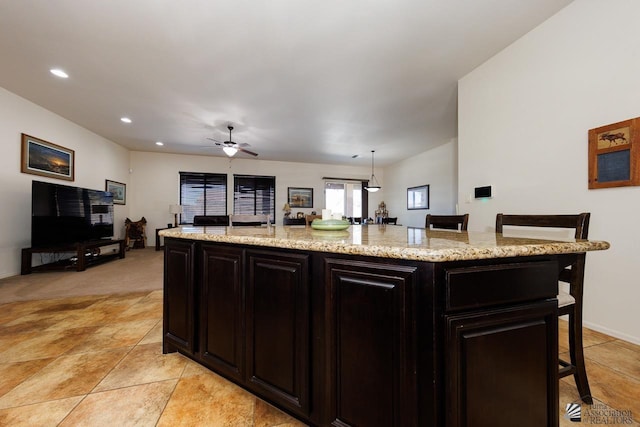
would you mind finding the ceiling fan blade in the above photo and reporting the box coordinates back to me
[206,137,223,144]
[238,147,258,157]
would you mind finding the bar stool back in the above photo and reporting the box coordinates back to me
[425,214,469,231]
[496,212,592,403]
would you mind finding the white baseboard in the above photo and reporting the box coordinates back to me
[583,321,640,346]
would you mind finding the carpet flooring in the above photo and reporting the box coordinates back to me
[0,247,163,304]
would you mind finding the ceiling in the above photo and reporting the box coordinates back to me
[0,0,572,167]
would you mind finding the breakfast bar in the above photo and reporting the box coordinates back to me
[160,224,608,427]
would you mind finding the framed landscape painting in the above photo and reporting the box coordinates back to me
[288,187,313,208]
[21,133,74,181]
[106,179,126,205]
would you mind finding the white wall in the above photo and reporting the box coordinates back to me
[0,88,130,279]
[458,0,640,344]
[129,151,380,245]
[0,84,384,279]
[384,139,458,228]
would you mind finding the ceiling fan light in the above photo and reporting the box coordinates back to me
[223,146,238,157]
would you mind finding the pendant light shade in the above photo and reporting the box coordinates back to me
[364,150,381,192]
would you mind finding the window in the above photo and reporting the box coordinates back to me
[233,175,275,221]
[179,172,227,224]
[324,180,364,219]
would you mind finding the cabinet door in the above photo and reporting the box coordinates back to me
[324,259,420,427]
[245,250,310,417]
[445,301,558,427]
[163,239,196,355]
[199,244,244,382]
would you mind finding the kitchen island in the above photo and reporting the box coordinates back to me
[160,224,608,427]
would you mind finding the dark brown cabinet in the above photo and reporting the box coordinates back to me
[199,244,244,382]
[245,250,310,417]
[164,239,312,418]
[163,239,196,355]
[445,301,558,427]
[163,238,562,427]
[442,261,559,427]
[324,259,421,427]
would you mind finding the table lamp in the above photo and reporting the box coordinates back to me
[169,204,183,227]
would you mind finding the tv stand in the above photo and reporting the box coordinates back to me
[21,239,126,275]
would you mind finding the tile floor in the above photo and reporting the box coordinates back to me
[0,291,304,426]
[0,290,638,426]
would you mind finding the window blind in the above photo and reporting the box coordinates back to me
[233,175,275,221]
[179,172,227,224]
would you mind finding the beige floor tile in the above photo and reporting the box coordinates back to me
[181,357,217,378]
[0,396,83,427]
[0,347,129,409]
[614,339,640,353]
[93,343,186,392]
[0,312,67,335]
[0,326,100,363]
[587,360,640,419]
[585,340,640,381]
[59,380,177,427]
[176,361,305,426]
[32,297,103,314]
[116,293,163,322]
[66,319,159,354]
[76,292,149,320]
[254,398,307,427]
[138,319,163,345]
[157,372,255,426]
[0,358,54,397]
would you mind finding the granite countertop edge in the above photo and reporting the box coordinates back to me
[159,227,609,262]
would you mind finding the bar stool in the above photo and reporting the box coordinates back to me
[495,213,592,403]
[425,214,469,231]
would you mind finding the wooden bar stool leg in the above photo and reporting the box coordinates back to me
[569,311,592,404]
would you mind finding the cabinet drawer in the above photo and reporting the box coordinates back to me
[445,260,558,312]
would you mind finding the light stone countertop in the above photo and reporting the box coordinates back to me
[159,224,609,262]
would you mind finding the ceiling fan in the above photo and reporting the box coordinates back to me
[207,125,258,157]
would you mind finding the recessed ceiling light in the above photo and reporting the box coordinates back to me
[155,141,164,146]
[120,117,132,124]
[50,68,69,78]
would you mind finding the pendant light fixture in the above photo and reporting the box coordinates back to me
[364,150,381,192]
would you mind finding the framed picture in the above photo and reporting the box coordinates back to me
[407,184,429,210]
[588,117,640,189]
[106,179,126,205]
[21,133,74,181]
[288,187,313,208]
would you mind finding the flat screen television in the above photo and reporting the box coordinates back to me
[31,180,114,248]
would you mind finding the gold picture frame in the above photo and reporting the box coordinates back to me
[21,133,74,181]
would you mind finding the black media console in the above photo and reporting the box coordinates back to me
[21,239,125,275]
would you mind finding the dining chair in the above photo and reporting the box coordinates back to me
[495,212,592,403]
[193,215,230,226]
[425,214,469,231]
[229,214,269,226]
